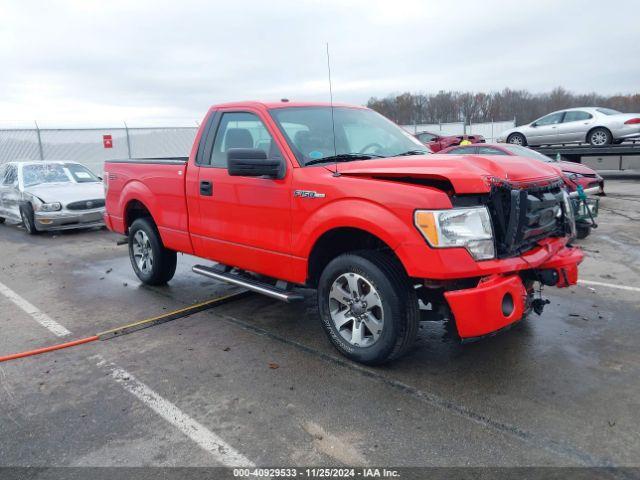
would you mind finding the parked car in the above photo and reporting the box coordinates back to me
[0,161,105,234]
[439,143,604,196]
[414,130,485,152]
[497,107,640,147]
[439,143,603,238]
[104,101,582,365]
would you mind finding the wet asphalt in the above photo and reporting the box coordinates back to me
[0,179,638,467]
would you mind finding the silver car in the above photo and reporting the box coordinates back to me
[497,107,640,147]
[0,161,105,234]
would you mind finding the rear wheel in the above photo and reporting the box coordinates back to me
[507,133,527,146]
[128,217,177,285]
[588,128,612,146]
[19,203,38,235]
[317,250,419,365]
[0,217,5,224]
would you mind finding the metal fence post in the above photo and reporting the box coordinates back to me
[34,121,44,160]
[124,121,132,159]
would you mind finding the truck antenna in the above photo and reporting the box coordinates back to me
[326,42,339,176]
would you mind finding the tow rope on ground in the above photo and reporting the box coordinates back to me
[0,290,251,364]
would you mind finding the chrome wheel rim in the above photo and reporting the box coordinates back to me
[329,272,384,347]
[591,131,607,145]
[509,135,523,145]
[132,230,153,274]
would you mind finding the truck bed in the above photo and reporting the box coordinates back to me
[104,157,193,254]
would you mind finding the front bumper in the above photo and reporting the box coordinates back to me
[443,244,583,339]
[34,208,105,231]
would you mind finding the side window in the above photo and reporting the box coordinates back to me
[478,147,508,155]
[210,112,279,168]
[534,112,564,126]
[417,133,437,142]
[2,165,17,185]
[563,111,593,122]
[449,146,477,154]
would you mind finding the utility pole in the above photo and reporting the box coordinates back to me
[34,121,44,160]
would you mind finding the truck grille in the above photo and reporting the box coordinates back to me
[487,180,568,258]
[66,199,105,211]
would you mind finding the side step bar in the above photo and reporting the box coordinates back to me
[192,265,304,303]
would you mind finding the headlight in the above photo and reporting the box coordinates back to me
[414,206,495,260]
[561,190,576,239]
[38,202,62,212]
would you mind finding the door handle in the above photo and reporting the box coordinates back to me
[200,180,213,196]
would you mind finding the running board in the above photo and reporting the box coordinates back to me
[192,265,304,303]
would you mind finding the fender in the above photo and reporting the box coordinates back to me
[294,198,420,274]
[119,180,160,229]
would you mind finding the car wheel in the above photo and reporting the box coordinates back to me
[576,224,591,239]
[317,250,419,365]
[19,203,38,235]
[507,133,527,146]
[0,217,5,224]
[128,217,177,285]
[588,128,612,146]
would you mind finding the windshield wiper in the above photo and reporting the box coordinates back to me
[305,153,384,166]
[394,150,429,157]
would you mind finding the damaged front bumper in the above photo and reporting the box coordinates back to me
[443,244,583,339]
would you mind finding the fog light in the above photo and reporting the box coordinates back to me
[501,293,514,317]
[37,219,53,224]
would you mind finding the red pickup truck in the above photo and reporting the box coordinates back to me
[104,101,583,364]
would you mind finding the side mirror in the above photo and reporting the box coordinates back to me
[531,123,538,128]
[227,148,282,179]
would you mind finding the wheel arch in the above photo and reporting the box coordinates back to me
[306,226,408,287]
[586,126,612,144]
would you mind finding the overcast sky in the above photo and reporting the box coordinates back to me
[1,0,638,126]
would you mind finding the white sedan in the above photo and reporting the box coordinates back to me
[497,107,640,147]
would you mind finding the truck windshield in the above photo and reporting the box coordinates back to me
[269,107,429,166]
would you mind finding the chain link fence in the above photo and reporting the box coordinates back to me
[0,127,198,174]
[0,119,515,175]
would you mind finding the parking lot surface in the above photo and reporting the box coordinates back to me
[0,179,639,468]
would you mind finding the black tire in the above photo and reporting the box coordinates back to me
[507,133,527,146]
[19,203,38,235]
[128,217,177,285]
[0,217,5,224]
[587,127,612,147]
[317,250,419,365]
[576,224,591,239]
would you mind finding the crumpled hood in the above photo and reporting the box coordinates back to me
[337,154,562,194]
[24,182,104,205]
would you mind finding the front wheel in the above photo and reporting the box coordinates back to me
[576,224,591,239]
[19,203,38,235]
[317,251,419,365]
[507,133,527,146]
[128,218,177,285]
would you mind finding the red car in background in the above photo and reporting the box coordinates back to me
[414,130,485,152]
[439,143,605,197]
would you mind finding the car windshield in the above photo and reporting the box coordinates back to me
[269,107,429,166]
[64,163,100,183]
[501,145,554,162]
[596,108,621,115]
[22,163,99,187]
[22,164,72,187]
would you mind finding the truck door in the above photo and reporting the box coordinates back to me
[190,110,293,280]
